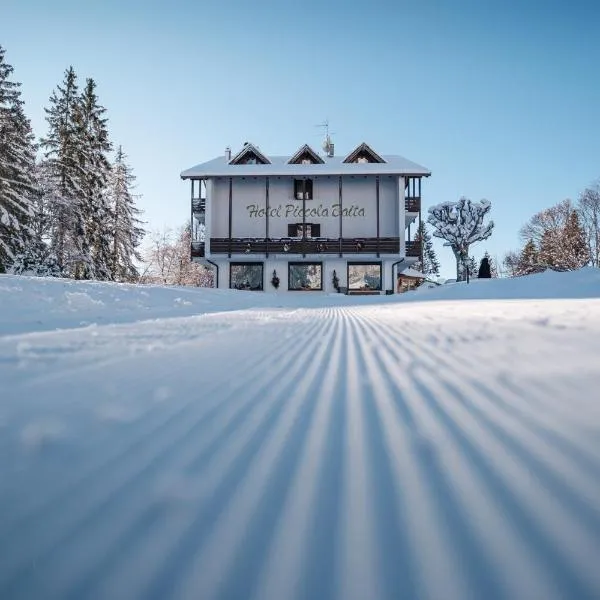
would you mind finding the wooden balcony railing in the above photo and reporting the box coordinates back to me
[191,241,205,258]
[406,240,422,257]
[405,197,421,212]
[192,198,206,213]
[206,237,404,255]
[192,238,422,258]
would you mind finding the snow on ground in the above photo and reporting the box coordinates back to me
[0,270,600,599]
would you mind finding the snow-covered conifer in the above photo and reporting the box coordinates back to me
[0,45,37,272]
[73,78,113,279]
[108,146,145,281]
[560,211,589,270]
[518,239,542,275]
[412,221,440,277]
[39,66,83,274]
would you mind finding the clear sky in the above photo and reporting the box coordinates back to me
[3,0,600,277]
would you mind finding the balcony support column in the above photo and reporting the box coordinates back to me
[190,180,194,259]
[302,178,307,258]
[338,176,343,257]
[228,177,233,258]
[418,177,423,267]
[265,177,270,257]
[376,176,380,257]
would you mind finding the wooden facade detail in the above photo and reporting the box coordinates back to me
[207,237,419,256]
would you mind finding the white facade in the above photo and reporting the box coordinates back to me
[183,143,430,293]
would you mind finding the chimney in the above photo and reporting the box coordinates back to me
[225,146,231,161]
[328,142,334,158]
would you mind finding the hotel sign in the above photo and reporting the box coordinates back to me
[246,203,366,218]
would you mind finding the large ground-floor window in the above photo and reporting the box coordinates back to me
[230,262,264,290]
[348,262,382,291]
[288,262,323,291]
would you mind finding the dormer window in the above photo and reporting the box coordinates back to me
[288,144,325,165]
[229,143,271,165]
[343,142,386,164]
[293,178,313,200]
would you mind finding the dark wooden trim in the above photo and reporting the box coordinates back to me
[229,261,265,291]
[288,261,323,291]
[347,261,383,292]
[190,241,205,258]
[190,180,194,247]
[265,177,270,257]
[302,178,306,257]
[228,177,233,258]
[418,177,423,267]
[376,176,380,258]
[210,237,401,255]
[338,175,343,257]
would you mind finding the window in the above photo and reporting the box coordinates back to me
[347,263,382,291]
[287,223,321,238]
[293,179,313,200]
[230,263,264,290]
[288,263,323,291]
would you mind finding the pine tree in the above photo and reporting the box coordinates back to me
[10,161,61,276]
[412,221,440,277]
[539,229,562,270]
[39,66,83,274]
[487,252,498,277]
[478,255,491,278]
[560,210,589,270]
[0,45,37,273]
[108,146,145,281]
[518,239,541,275]
[73,78,113,279]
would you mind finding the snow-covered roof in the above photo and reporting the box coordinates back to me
[400,267,427,279]
[181,149,431,179]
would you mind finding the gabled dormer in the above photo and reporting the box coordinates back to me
[343,142,386,164]
[229,143,271,165]
[287,144,325,165]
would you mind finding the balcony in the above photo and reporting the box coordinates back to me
[405,197,421,213]
[206,237,404,255]
[192,198,206,213]
[406,240,421,257]
[191,241,205,258]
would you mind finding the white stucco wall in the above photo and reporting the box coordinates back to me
[209,175,401,240]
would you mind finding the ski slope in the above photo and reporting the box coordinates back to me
[1,272,600,600]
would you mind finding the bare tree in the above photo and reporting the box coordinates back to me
[502,250,520,277]
[140,224,213,287]
[142,228,177,284]
[427,197,494,281]
[578,183,600,267]
[519,199,573,247]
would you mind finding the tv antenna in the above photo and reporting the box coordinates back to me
[316,119,335,157]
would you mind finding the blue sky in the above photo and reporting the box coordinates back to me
[4,0,600,277]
